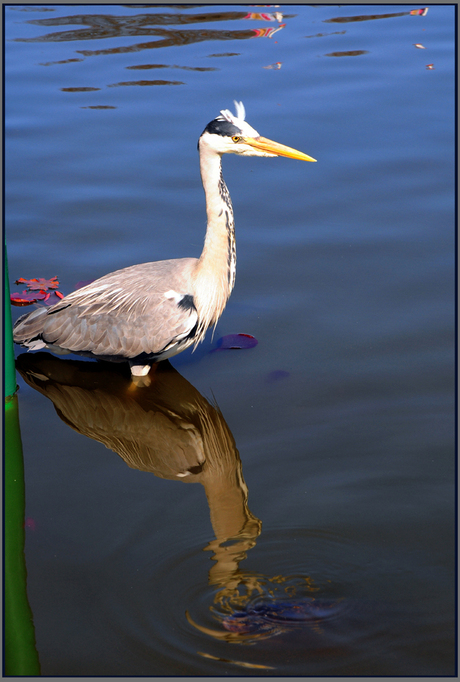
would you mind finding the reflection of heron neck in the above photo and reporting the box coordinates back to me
[203,473,251,543]
[201,469,261,588]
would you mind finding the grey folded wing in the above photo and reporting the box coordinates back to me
[13,259,199,359]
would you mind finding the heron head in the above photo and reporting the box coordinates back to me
[199,101,316,162]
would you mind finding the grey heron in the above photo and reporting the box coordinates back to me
[13,102,316,382]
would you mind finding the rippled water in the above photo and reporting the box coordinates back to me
[5,4,455,676]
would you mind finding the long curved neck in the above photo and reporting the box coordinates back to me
[193,146,236,332]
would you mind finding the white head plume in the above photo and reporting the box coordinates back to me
[218,100,246,125]
[217,101,259,137]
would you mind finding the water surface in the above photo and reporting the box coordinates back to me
[5,4,455,676]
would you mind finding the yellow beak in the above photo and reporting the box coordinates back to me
[244,136,317,162]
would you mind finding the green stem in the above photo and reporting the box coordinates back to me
[4,396,41,675]
[4,243,18,399]
[4,240,40,674]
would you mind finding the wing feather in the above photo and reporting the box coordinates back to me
[14,258,200,359]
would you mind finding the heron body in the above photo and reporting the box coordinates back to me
[13,102,316,380]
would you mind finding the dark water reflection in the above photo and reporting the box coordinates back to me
[324,9,424,23]
[17,8,287,59]
[325,50,369,58]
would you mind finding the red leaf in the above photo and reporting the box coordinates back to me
[43,291,65,306]
[10,289,65,306]
[15,276,60,291]
[11,290,46,306]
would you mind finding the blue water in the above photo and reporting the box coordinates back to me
[5,4,455,675]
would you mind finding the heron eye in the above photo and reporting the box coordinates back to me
[232,135,242,143]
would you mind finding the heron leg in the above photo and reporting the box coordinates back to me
[129,362,152,376]
[128,361,153,388]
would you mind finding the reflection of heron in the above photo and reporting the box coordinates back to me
[13,102,315,381]
[16,352,261,587]
[17,353,351,652]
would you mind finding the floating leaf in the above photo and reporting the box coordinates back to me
[410,7,428,15]
[216,333,258,350]
[10,290,47,306]
[11,275,65,306]
[10,289,64,306]
[74,279,95,290]
[15,276,60,290]
[43,291,65,305]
